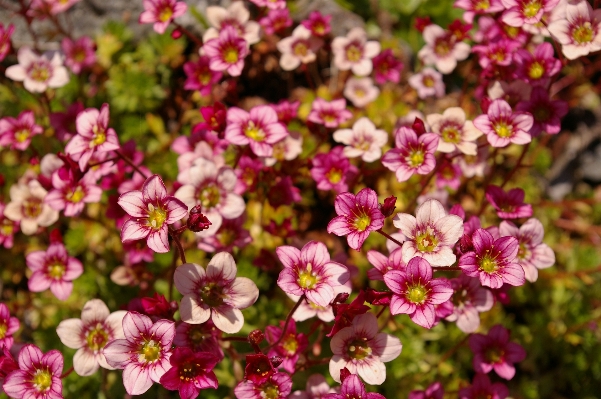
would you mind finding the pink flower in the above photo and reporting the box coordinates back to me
[5,47,69,92]
[159,347,219,399]
[234,372,292,399]
[45,171,102,217]
[459,228,525,289]
[515,86,568,136]
[332,117,388,162]
[3,180,59,236]
[139,0,187,34]
[196,215,252,253]
[426,107,482,155]
[61,36,96,74]
[0,23,15,62]
[323,372,386,399]
[384,257,453,329]
[174,321,224,360]
[290,374,336,399]
[307,98,352,128]
[44,0,81,15]
[381,126,439,183]
[485,185,533,219]
[276,240,349,307]
[372,49,403,84]
[343,77,380,108]
[393,199,464,267]
[513,42,561,87]
[0,111,43,151]
[329,313,402,385]
[3,345,63,399]
[204,2,261,45]
[225,105,288,157]
[499,218,555,282]
[183,56,222,95]
[473,99,533,147]
[454,0,505,23]
[444,275,494,333]
[501,0,560,26]
[26,242,83,300]
[301,11,332,38]
[103,312,175,395]
[548,1,601,59]
[0,203,18,248]
[260,8,293,35]
[469,324,526,380]
[264,133,303,167]
[56,299,126,376]
[277,25,323,71]
[418,24,470,74]
[327,188,385,250]
[64,103,120,171]
[310,146,358,193]
[249,0,287,10]
[118,174,189,253]
[472,39,521,69]
[0,304,19,350]
[408,67,445,98]
[174,252,259,333]
[265,319,308,373]
[459,373,508,399]
[409,381,444,399]
[49,102,84,142]
[203,26,250,77]
[332,27,380,76]
[367,248,406,281]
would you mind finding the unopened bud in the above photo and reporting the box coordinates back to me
[270,356,283,368]
[379,196,397,217]
[248,329,265,346]
[339,367,352,383]
[481,97,492,114]
[171,28,182,39]
[187,206,211,232]
[412,117,427,135]
[333,292,349,304]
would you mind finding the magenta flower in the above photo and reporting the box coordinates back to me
[366,247,406,281]
[372,49,403,84]
[26,242,83,300]
[500,0,559,26]
[3,180,59,236]
[473,99,533,147]
[444,275,494,333]
[3,345,63,399]
[301,11,332,38]
[260,8,293,35]
[277,25,323,71]
[516,86,568,136]
[469,324,527,380]
[276,240,349,307]
[499,218,555,282]
[332,27,381,76]
[249,0,286,10]
[418,24,470,74]
[327,188,385,250]
[266,319,308,373]
[472,39,520,69]
[0,111,43,151]
[329,312,402,385]
[381,126,439,182]
[310,146,358,193]
[183,56,222,95]
[307,98,352,128]
[103,312,175,395]
[459,373,508,399]
[323,373,386,399]
[45,171,102,217]
[514,42,561,87]
[0,23,15,62]
[225,105,288,157]
[548,1,601,60]
[234,372,292,399]
[393,199,464,267]
[139,0,187,34]
[485,185,533,219]
[203,26,250,77]
[408,67,445,98]
[118,174,188,253]
[174,252,259,333]
[56,299,126,376]
[0,303,19,350]
[64,103,120,171]
[5,47,69,93]
[459,228,525,289]
[159,347,219,399]
[290,374,335,399]
[454,0,504,23]
[174,321,223,360]
[384,257,453,329]
[61,36,96,74]
[409,381,444,399]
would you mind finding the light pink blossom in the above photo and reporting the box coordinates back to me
[277,25,323,71]
[225,105,288,157]
[0,304,19,350]
[61,36,96,74]
[204,2,261,45]
[26,242,83,300]
[203,26,250,77]
[3,345,63,399]
[548,1,601,59]
[418,24,470,74]
[343,77,379,108]
[408,68,445,98]
[426,107,482,155]
[332,117,388,162]
[5,47,69,92]
[307,98,352,128]
[139,0,187,34]
[332,27,380,76]
[473,99,533,147]
[3,180,59,235]
[0,111,43,151]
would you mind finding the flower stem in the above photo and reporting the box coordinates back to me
[60,366,74,379]
[267,294,305,350]
[114,150,149,179]
[376,229,403,248]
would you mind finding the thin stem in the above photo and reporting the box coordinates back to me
[60,366,74,379]
[114,150,149,179]
[173,22,203,48]
[168,228,187,264]
[376,305,387,319]
[500,142,530,188]
[302,64,315,91]
[438,334,470,364]
[376,229,403,248]
[267,295,305,350]
[167,249,178,301]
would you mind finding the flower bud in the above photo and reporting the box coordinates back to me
[379,196,397,217]
[248,329,265,346]
[187,206,211,232]
[412,117,427,136]
[270,356,283,368]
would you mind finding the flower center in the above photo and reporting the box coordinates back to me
[298,263,319,289]
[140,339,161,363]
[200,282,225,307]
[522,0,541,19]
[244,121,266,142]
[572,22,593,44]
[0,321,7,338]
[1,219,14,236]
[422,75,435,87]
[199,183,221,209]
[478,253,498,273]
[321,113,336,124]
[353,212,371,232]
[293,41,308,57]
[48,261,66,279]
[159,6,173,22]
[415,226,439,252]
[528,61,545,80]
[434,37,452,57]
[86,323,110,351]
[474,0,490,11]
[29,62,50,83]
[407,148,425,168]
[407,283,428,304]
[533,105,550,122]
[224,46,239,64]
[262,384,280,399]
[23,198,43,218]
[15,129,31,143]
[281,334,299,354]
[493,120,513,138]
[517,242,529,260]
[326,168,343,184]
[485,346,504,364]
[503,25,520,39]
[188,326,211,348]
[91,125,107,147]
[31,369,52,392]
[67,185,85,203]
[179,361,199,382]
[441,124,462,144]
[347,338,372,360]
[345,43,362,62]
[147,203,167,230]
